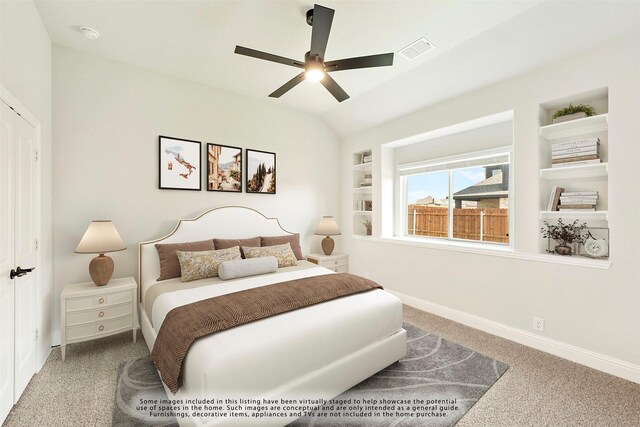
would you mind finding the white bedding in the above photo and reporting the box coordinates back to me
[146,264,404,425]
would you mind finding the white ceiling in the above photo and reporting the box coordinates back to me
[35,0,640,137]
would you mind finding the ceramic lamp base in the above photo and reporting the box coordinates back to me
[89,254,114,286]
[321,236,335,256]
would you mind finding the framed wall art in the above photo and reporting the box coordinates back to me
[159,136,201,190]
[207,144,242,192]
[246,149,276,194]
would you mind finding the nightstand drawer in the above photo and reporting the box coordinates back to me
[66,290,132,312]
[320,259,348,268]
[66,303,132,326]
[307,254,349,273]
[66,316,132,341]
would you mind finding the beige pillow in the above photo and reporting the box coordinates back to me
[155,239,215,281]
[242,243,298,268]
[214,237,261,258]
[261,234,304,260]
[175,246,241,282]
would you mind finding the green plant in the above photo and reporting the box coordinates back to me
[540,218,587,246]
[552,103,596,119]
[362,219,372,231]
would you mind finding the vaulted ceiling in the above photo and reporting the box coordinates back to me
[35,0,640,137]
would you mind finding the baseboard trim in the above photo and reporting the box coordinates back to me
[390,289,640,384]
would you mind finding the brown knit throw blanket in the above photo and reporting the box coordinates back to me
[151,273,383,393]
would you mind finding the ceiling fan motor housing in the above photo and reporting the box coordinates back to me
[306,9,314,26]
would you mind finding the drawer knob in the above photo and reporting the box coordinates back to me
[98,325,104,332]
[98,311,104,318]
[98,297,105,304]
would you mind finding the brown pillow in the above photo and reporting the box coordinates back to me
[261,234,303,260]
[155,239,215,281]
[213,237,261,258]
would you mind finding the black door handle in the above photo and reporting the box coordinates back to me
[10,266,35,280]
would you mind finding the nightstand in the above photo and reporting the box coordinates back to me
[60,277,138,361]
[307,253,349,273]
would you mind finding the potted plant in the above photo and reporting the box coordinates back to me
[362,219,372,236]
[540,218,587,255]
[552,103,596,123]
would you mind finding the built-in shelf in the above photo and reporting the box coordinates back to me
[353,162,372,171]
[540,113,608,140]
[537,253,611,268]
[538,92,609,261]
[539,162,608,180]
[353,187,373,194]
[540,210,608,221]
[353,149,373,236]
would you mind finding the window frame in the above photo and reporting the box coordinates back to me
[397,146,514,248]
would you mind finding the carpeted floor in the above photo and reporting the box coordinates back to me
[4,305,640,426]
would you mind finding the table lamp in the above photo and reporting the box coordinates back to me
[75,220,126,286]
[314,216,341,256]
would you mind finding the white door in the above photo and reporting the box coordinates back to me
[13,104,37,399]
[0,101,16,423]
[0,100,37,422]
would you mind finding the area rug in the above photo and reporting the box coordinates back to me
[112,323,508,426]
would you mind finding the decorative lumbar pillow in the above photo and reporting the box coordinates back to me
[213,237,261,258]
[155,239,215,281]
[261,234,304,260]
[175,246,242,282]
[242,243,298,268]
[218,257,278,280]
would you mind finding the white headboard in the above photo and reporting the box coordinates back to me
[138,206,296,300]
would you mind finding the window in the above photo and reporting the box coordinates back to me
[400,149,511,245]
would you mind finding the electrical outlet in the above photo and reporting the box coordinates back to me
[533,317,544,332]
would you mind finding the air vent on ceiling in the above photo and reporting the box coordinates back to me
[399,37,434,61]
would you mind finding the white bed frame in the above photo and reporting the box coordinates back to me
[138,206,406,426]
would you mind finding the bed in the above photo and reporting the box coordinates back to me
[138,206,406,426]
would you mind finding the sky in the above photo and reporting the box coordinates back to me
[247,150,275,175]
[407,166,487,204]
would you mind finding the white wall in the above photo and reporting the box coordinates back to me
[341,37,640,374]
[0,0,53,369]
[52,46,341,341]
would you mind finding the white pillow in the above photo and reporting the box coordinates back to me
[218,256,278,280]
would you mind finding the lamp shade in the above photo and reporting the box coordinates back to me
[314,216,341,236]
[75,220,126,254]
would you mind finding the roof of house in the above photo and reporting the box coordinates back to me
[453,172,508,200]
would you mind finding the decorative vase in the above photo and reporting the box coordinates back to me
[554,244,572,256]
[366,229,372,236]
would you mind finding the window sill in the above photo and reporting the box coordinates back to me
[352,235,611,269]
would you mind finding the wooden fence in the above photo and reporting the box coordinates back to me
[407,205,509,243]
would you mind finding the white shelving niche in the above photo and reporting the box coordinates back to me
[353,150,373,236]
[538,90,610,262]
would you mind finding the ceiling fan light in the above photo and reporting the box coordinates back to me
[305,64,325,81]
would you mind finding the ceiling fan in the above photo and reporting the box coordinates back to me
[234,4,394,102]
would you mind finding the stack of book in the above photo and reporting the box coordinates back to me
[551,137,600,168]
[360,173,372,187]
[558,191,598,211]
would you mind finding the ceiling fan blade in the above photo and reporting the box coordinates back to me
[235,46,304,68]
[309,5,335,61]
[320,74,349,102]
[325,53,394,72]
[269,72,306,98]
